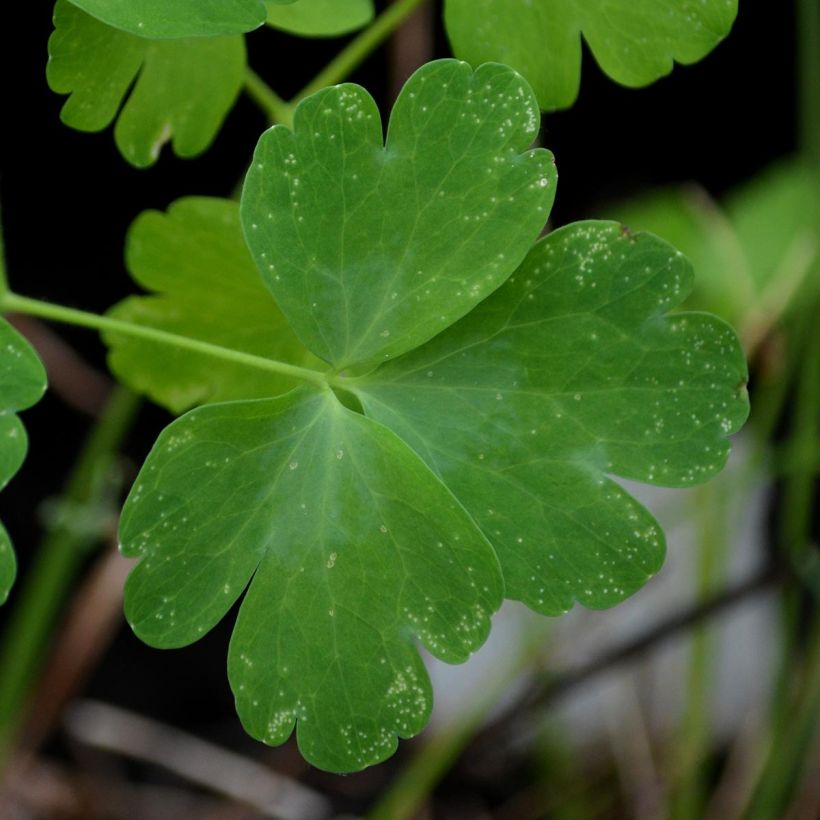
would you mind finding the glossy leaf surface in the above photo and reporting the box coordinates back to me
[355,222,749,614]
[48,1,245,167]
[0,320,47,603]
[106,198,317,414]
[266,0,374,36]
[120,387,502,772]
[445,0,738,110]
[67,0,269,38]
[241,59,556,369]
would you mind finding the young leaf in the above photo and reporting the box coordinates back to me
[66,0,268,38]
[0,319,48,603]
[444,0,738,111]
[119,387,502,772]
[266,0,374,37]
[352,222,749,614]
[105,198,318,414]
[48,0,245,167]
[241,59,556,369]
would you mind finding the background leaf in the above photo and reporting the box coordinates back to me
[105,197,318,414]
[48,0,245,167]
[0,319,47,604]
[604,160,820,326]
[67,0,268,38]
[265,0,374,37]
[241,59,556,370]
[354,221,749,614]
[119,387,502,772]
[444,0,738,111]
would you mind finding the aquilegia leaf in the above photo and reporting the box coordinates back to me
[444,0,738,111]
[120,387,502,772]
[117,62,748,772]
[241,59,556,369]
[48,0,245,167]
[266,0,374,37]
[0,319,47,603]
[352,222,749,614]
[66,0,269,38]
[105,198,317,414]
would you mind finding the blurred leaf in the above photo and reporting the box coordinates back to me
[48,0,245,167]
[265,0,374,36]
[67,0,269,38]
[606,161,820,332]
[0,319,47,603]
[120,386,502,772]
[444,0,738,111]
[105,198,318,414]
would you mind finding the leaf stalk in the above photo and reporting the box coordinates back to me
[0,292,331,391]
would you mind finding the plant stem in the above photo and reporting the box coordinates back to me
[0,387,141,765]
[293,0,429,104]
[245,68,294,127]
[1,293,329,390]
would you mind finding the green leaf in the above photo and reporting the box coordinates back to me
[241,59,556,369]
[444,0,738,111]
[119,387,502,772]
[606,160,820,325]
[67,0,268,38]
[117,67,748,770]
[105,198,318,414]
[48,0,245,168]
[353,222,749,614]
[266,0,374,37]
[0,319,47,604]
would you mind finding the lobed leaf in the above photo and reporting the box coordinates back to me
[266,0,374,37]
[241,59,556,369]
[66,0,269,38]
[354,222,749,614]
[48,0,245,167]
[0,319,47,603]
[120,387,502,772]
[444,0,738,111]
[105,198,318,414]
[117,66,749,770]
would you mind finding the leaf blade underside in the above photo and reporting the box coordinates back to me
[444,0,738,111]
[105,197,318,414]
[48,0,245,167]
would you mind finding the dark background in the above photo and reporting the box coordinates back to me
[0,0,797,805]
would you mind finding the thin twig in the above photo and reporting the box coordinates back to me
[64,700,332,820]
[473,566,780,753]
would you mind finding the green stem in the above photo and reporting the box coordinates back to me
[245,68,294,128]
[294,0,429,104]
[1,293,329,390]
[0,387,141,764]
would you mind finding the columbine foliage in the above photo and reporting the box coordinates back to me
[47,0,246,168]
[105,198,317,413]
[444,0,739,110]
[113,61,749,772]
[0,320,47,603]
